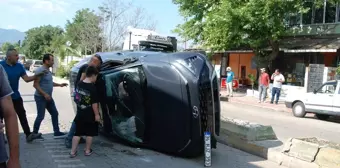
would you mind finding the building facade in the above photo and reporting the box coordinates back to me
[212,0,340,88]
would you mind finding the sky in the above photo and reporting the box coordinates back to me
[0,0,185,39]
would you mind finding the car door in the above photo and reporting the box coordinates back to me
[332,82,340,113]
[304,82,336,113]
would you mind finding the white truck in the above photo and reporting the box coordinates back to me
[285,80,339,120]
[122,27,177,52]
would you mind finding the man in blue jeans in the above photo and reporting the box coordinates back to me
[33,54,69,140]
[65,54,102,148]
[270,69,285,104]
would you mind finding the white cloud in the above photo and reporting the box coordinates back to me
[0,0,72,13]
[7,25,16,29]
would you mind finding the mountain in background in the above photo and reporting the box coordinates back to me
[0,28,26,46]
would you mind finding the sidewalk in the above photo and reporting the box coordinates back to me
[220,91,291,113]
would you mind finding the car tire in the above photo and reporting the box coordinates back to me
[315,114,330,120]
[292,102,306,118]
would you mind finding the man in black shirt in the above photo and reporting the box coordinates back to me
[65,55,102,148]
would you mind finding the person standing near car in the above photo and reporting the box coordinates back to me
[70,66,100,158]
[32,54,68,140]
[65,54,103,148]
[226,67,234,97]
[0,64,21,168]
[270,69,285,104]
[0,48,44,143]
[258,68,270,103]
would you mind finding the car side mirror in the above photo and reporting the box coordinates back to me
[313,89,317,94]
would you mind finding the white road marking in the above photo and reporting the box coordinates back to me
[57,164,86,168]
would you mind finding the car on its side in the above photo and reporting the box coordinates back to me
[285,80,340,120]
[69,51,221,157]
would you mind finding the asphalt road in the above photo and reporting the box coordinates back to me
[11,72,283,168]
[221,100,340,143]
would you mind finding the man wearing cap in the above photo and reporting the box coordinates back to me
[258,68,270,103]
[226,67,234,97]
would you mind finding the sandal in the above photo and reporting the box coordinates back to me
[69,151,78,158]
[84,149,93,156]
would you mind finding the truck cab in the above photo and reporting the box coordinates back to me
[285,80,340,120]
[122,27,177,52]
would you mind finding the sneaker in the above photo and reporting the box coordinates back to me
[258,101,261,103]
[34,133,45,141]
[54,132,67,139]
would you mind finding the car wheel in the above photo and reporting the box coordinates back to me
[315,114,330,120]
[292,102,306,118]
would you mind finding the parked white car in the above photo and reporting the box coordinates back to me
[285,80,339,120]
[29,60,43,73]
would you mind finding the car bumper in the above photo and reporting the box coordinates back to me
[285,101,293,108]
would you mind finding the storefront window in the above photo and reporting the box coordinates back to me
[272,52,327,87]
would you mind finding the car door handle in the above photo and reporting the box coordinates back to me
[329,95,333,97]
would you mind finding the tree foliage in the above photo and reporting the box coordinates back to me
[21,25,64,59]
[1,41,21,54]
[98,0,158,50]
[65,8,103,55]
[173,0,340,64]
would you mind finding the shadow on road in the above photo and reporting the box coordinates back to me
[304,115,340,124]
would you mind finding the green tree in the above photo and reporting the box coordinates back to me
[1,41,21,54]
[65,8,103,55]
[1,42,14,53]
[21,25,64,59]
[172,0,337,67]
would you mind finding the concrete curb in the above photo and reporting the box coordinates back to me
[217,131,319,168]
[221,97,290,113]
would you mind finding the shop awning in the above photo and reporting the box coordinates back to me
[279,36,340,53]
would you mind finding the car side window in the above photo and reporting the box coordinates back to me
[317,84,336,94]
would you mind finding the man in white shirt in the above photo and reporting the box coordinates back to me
[270,69,285,104]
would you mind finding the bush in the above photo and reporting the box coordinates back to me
[68,60,79,68]
[56,65,70,79]
[55,61,79,79]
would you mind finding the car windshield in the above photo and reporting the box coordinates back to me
[26,60,33,63]
[316,82,337,94]
[103,66,146,143]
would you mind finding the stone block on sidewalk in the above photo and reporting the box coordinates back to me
[315,147,340,168]
[284,138,319,162]
[221,117,277,141]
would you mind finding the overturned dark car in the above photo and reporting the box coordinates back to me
[69,51,221,157]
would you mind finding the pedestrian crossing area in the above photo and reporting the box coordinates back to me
[23,108,87,168]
